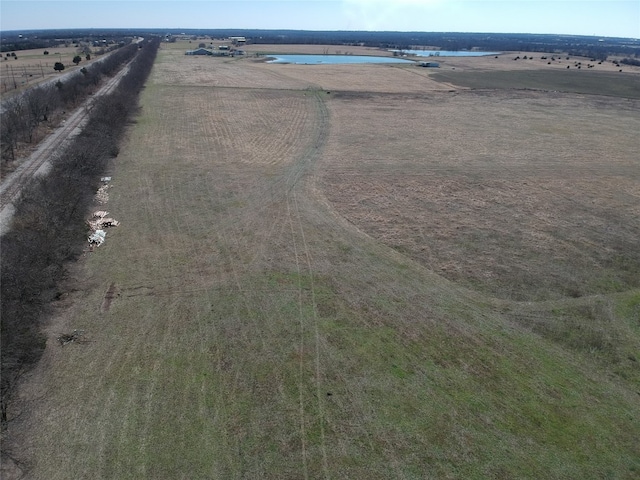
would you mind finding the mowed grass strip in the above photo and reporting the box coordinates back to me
[13,47,640,479]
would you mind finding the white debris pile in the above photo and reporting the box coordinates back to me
[87,210,120,231]
[87,177,120,248]
[95,177,112,204]
[95,184,111,204]
[88,229,106,246]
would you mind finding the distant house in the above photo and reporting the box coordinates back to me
[185,48,213,56]
[218,45,229,50]
[419,61,440,67]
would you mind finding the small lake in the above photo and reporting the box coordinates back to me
[392,50,500,57]
[266,54,415,65]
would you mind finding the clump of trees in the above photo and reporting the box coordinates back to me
[620,57,640,67]
[0,37,159,433]
[1,42,140,164]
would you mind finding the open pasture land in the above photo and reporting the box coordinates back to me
[0,45,91,96]
[429,51,640,74]
[160,40,451,93]
[320,90,640,301]
[8,43,640,479]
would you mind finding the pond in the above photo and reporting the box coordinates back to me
[391,50,500,57]
[266,54,416,65]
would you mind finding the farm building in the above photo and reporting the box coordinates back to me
[419,61,440,67]
[185,48,213,56]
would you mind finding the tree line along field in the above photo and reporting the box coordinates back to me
[6,40,640,478]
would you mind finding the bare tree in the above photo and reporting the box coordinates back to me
[0,97,25,162]
[25,85,55,124]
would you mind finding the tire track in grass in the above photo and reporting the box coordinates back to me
[285,90,333,479]
[286,194,310,480]
[87,170,174,476]
[217,88,328,476]
[143,85,329,474]
[185,92,266,475]
[278,90,330,478]
[297,92,498,476]
[106,155,200,476]
[292,188,330,478]
[131,172,181,477]
[205,166,274,476]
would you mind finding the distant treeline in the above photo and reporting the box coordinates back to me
[241,30,640,57]
[0,37,159,431]
[0,30,137,53]
[3,29,639,58]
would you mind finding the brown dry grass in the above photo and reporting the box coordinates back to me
[429,51,640,73]
[5,40,640,479]
[243,43,394,56]
[319,90,640,300]
[158,43,451,93]
[256,62,454,93]
[0,45,96,97]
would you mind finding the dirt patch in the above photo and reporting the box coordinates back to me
[100,282,119,313]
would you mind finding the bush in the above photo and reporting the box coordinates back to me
[620,57,640,67]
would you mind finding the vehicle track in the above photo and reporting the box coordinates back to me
[0,63,131,232]
[281,90,330,478]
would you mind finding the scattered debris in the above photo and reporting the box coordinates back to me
[87,211,120,231]
[95,184,111,204]
[57,330,85,346]
[86,180,120,248]
[100,218,119,227]
[88,229,106,246]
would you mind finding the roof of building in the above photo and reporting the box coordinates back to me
[185,48,212,55]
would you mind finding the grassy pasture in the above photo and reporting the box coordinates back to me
[0,45,92,96]
[7,42,640,479]
[431,69,640,98]
[320,90,640,301]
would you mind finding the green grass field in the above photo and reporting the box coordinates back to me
[8,43,640,479]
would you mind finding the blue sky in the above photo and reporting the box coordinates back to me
[1,0,639,38]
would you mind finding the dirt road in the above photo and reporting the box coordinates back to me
[0,63,131,234]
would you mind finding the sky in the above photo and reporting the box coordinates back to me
[1,0,639,39]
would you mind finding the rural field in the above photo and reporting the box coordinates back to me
[7,41,640,478]
[1,44,90,96]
